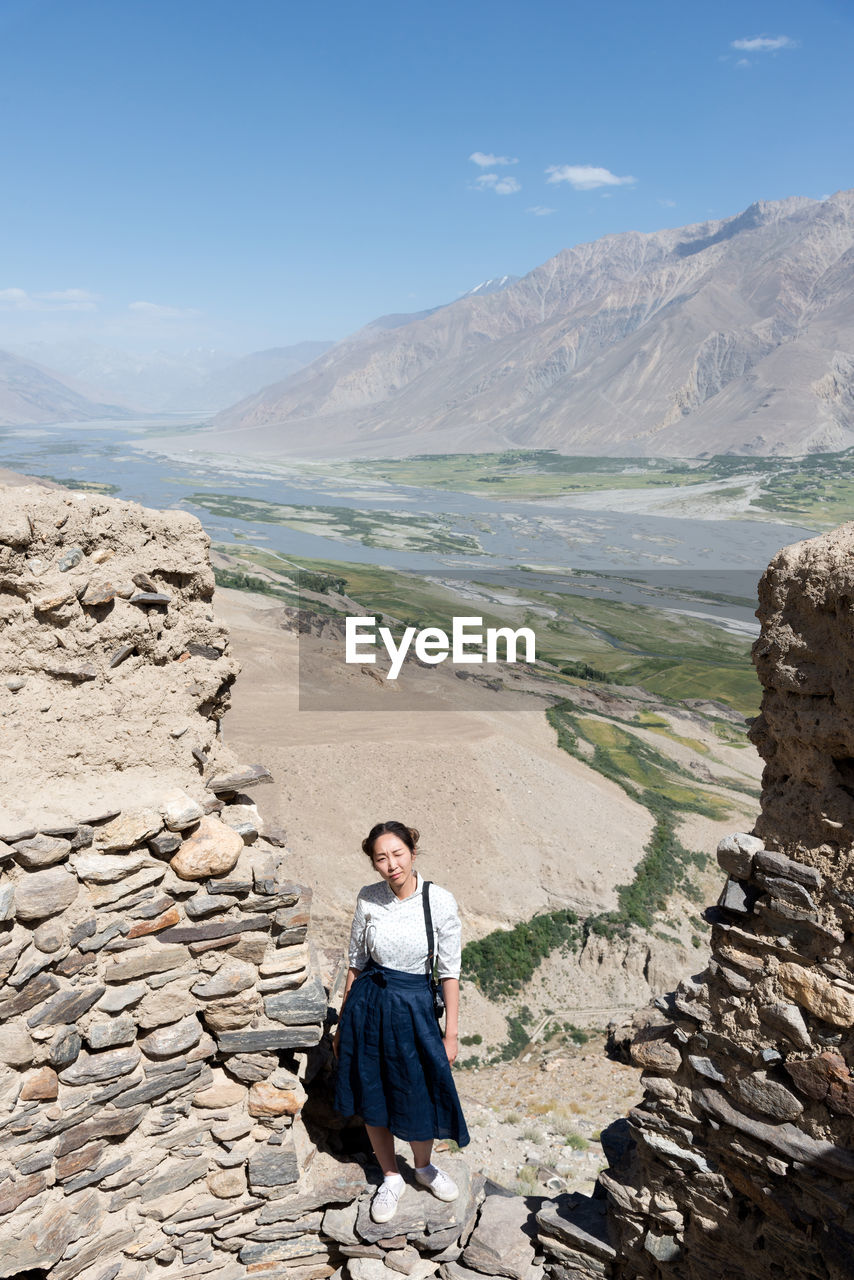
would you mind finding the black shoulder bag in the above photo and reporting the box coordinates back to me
[421,881,445,1025]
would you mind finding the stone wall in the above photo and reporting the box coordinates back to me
[559,525,854,1280]
[0,487,336,1278]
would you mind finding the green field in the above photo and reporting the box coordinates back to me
[341,447,854,528]
[345,450,707,500]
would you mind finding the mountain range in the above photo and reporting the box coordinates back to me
[202,190,854,459]
[0,349,131,426]
[10,340,335,416]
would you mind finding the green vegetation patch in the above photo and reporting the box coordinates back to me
[347,447,854,527]
[348,451,707,500]
[187,491,483,555]
[462,910,581,1000]
[38,476,119,495]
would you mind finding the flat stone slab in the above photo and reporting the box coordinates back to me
[14,866,78,920]
[264,975,327,1025]
[206,763,273,794]
[355,1158,474,1246]
[58,1044,142,1086]
[104,946,188,982]
[140,1013,203,1059]
[71,849,155,883]
[155,914,271,944]
[27,984,105,1028]
[258,1153,367,1223]
[96,808,162,852]
[13,833,72,868]
[696,1086,854,1178]
[214,1025,323,1053]
[536,1193,616,1263]
[463,1192,537,1279]
[248,1137,300,1189]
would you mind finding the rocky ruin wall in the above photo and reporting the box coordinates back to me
[585,524,854,1280]
[0,486,345,1280]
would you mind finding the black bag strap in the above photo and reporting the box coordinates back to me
[422,880,436,977]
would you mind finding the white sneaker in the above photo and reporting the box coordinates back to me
[414,1165,459,1202]
[370,1178,405,1223]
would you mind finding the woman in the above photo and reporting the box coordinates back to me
[333,820,470,1224]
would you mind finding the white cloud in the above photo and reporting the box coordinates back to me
[735,58,752,68]
[0,287,98,312]
[526,205,556,216]
[731,34,796,52]
[545,164,636,190]
[128,300,201,320]
[658,198,676,208]
[470,151,518,167]
[475,173,521,195]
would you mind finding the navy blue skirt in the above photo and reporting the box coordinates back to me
[334,964,470,1146]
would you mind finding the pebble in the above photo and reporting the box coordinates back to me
[130,591,172,606]
[33,920,65,953]
[192,1078,247,1109]
[248,1080,305,1118]
[109,643,136,668]
[58,546,83,571]
[207,1166,247,1199]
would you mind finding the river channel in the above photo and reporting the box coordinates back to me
[0,417,816,633]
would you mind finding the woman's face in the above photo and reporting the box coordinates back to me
[371,831,415,892]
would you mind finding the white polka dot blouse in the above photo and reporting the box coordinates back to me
[347,870,462,979]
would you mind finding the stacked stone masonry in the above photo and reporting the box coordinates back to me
[572,525,854,1280]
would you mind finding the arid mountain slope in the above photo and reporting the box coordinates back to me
[207,190,854,458]
[0,348,131,425]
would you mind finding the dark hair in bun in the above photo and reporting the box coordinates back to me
[362,820,420,859]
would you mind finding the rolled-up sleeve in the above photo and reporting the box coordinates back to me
[347,894,369,970]
[435,890,462,980]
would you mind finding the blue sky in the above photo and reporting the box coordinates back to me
[1,0,852,354]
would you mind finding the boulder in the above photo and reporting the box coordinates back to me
[170,816,244,880]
